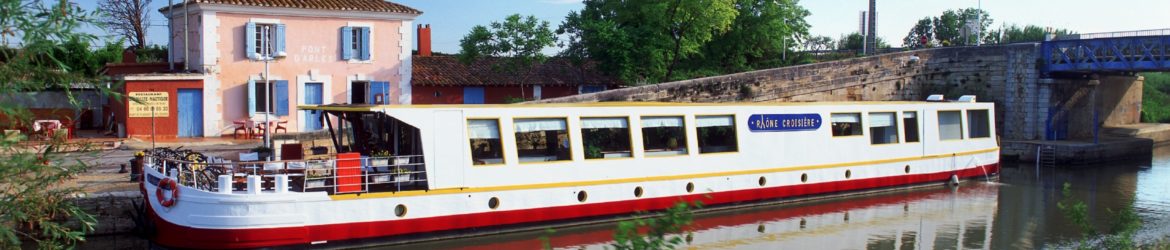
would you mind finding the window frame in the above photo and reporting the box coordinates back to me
[512,117,573,164]
[466,118,506,166]
[937,110,965,141]
[639,115,690,158]
[902,111,921,143]
[343,23,373,63]
[867,111,900,145]
[829,112,865,137]
[694,114,739,154]
[966,109,992,139]
[579,116,634,160]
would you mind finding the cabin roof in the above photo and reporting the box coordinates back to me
[298,101,976,112]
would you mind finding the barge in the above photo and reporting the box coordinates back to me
[142,98,999,248]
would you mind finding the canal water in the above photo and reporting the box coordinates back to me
[82,146,1170,249]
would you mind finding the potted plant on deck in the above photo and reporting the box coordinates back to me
[370,150,391,167]
[393,167,411,183]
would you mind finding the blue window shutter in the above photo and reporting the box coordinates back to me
[360,27,371,61]
[275,24,286,55]
[275,80,289,116]
[340,26,353,60]
[245,22,257,60]
[247,80,257,117]
[369,81,390,104]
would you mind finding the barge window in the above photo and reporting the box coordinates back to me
[903,111,920,143]
[967,110,991,138]
[868,112,898,144]
[514,118,571,163]
[696,115,738,153]
[581,117,632,159]
[831,113,863,137]
[467,119,504,165]
[641,116,687,156]
[938,111,964,140]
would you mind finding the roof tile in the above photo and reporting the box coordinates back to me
[162,0,421,14]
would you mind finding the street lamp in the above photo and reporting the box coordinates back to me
[256,25,286,160]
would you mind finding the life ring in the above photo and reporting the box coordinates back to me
[156,178,179,207]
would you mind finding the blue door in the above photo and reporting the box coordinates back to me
[464,87,485,104]
[177,89,204,137]
[303,83,324,131]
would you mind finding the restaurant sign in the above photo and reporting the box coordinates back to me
[747,113,821,132]
[128,92,170,117]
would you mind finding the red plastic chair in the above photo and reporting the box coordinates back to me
[233,120,251,139]
[274,120,288,134]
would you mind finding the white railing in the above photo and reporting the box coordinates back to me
[150,155,427,194]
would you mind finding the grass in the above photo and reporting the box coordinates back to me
[1142,73,1170,123]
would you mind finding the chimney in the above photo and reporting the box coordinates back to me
[418,24,432,57]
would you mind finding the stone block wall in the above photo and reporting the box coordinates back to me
[535,43,1047,140]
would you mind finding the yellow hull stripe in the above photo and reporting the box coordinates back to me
[328,147,999,201]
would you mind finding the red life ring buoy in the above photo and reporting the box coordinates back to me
[156,178,179,207]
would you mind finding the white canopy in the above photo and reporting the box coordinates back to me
[696,116,734,127]
[869,112,895,127]
[641,117,684,128]
[514,118,567,133]
[467,120,500,139]
[581,117,629,129]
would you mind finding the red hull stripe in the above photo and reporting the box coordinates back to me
[150,163,999,249]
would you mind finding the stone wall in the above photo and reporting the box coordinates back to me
[535,43,1046,140]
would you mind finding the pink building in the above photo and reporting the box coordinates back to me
[159,0,420,137]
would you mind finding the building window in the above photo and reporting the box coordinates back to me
[247,80,289,116]
[468,119,503,165]
[903,111,920,143]
[581,117,632,159]
[580,85,606,94]
[869,112,898,144]
[245,22,284,60]
[938,111,964,140]
[642,116,687,156]
[830,113,863,137]
[341,26,371,61]
[696,115,737,153]
[350,81,368,104]
[967,110,991,138]
[514,118,571,163]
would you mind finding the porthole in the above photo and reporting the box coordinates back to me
[757,224,766,233]
[758,176,767,187]
[904,165,911,174]
[634,186,644,198]
[799,218,807,229]
[577,190,588,203]
[800,173,808,183]
[394,204,407,217]
[845,170,852,179]
[685,182,695,193]
[685,233,694,244]
[488,197,500,210]
[843,212,850,221]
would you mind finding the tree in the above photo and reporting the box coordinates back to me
[558,0,738,84]
[695,0,810,74]
[902,17,934,48]
[903,8,991,47]
[838,32,888,51]
[802,35,834,51]
[0,0,112,248]
[983,24,1074,44]
[97,0,152,49]
[459,14,556,99]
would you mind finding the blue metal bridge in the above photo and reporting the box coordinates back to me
[1042,29,1170,74]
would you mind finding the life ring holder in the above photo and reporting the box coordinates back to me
[156,177,180,207]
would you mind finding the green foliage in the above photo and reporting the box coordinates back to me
[611,201,701,250]
[459,14,556,75]
[1057,182,1142,250]
[838,32,889,51]
[902,8,992,47]
[0,1,112,247]
[134,44,168,63]
[503,96,528,104]
[1142,73,1170,123]
[558,0,743,84]
[984,24,1075,44]
[694,0,810,75]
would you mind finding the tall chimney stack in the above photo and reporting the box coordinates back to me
[418,24,432,57]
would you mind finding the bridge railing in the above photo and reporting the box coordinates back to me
[1053,29,1170,41]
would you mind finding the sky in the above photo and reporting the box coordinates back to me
[74,0,1170,53]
